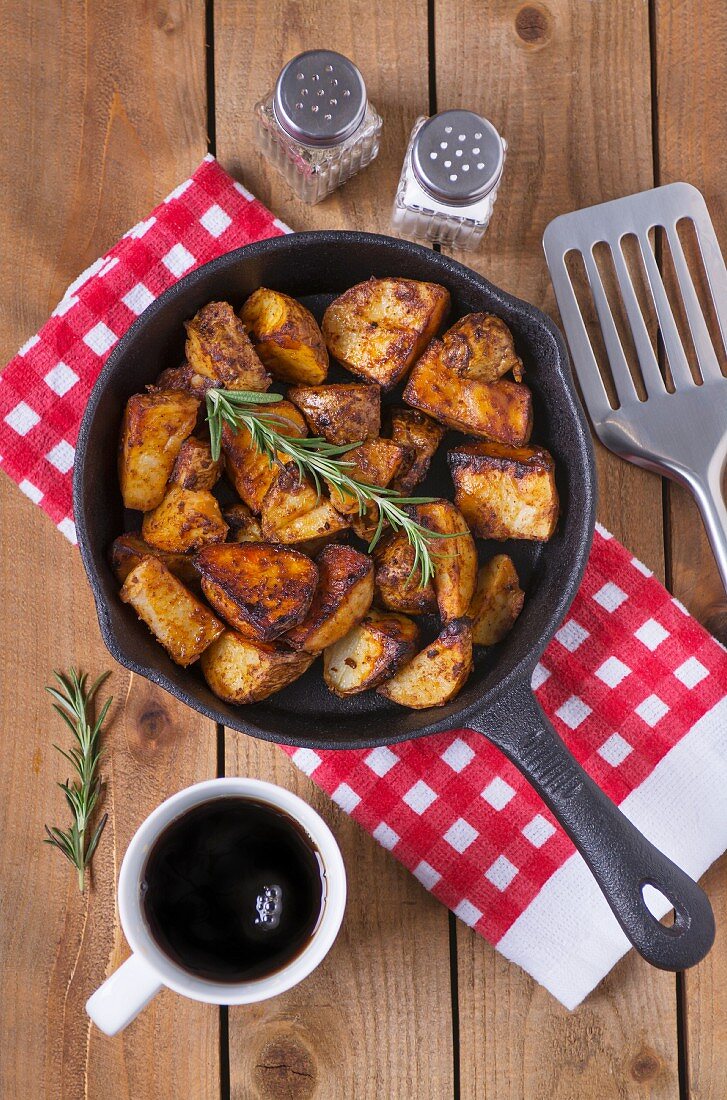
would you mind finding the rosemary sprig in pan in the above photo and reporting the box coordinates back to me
[206,388,453,588]
[44,669,112,893]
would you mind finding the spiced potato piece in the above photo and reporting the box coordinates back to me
[240,288,328,385]
[286,545,374,653]
[443,313,523,382]
[222,401,307,512]
[195,542,317,642]
[223,503,264,543]
[169,436,222,491]
[377,619,473,709]
[109,532,200,587]
[142,485,228,553]
[323,609,420,696]
[414,500,478,621]
[184,301,271,392]
[387,407,445,494]
[287,383,380,445]
[448,442,559,541]
[119,390,199,511]
[322,277,450,390]
[120,557,224,666]
[373,530,438,615]
[201,630,315,704]
[327,438,405,515]
[469,555,525,646]
[261,465,350,545]
[403,340,532,445]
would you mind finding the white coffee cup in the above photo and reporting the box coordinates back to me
[86,777,347,1036]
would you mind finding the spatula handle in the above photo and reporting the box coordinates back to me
[693,453,727,595]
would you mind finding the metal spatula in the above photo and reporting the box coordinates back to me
[543,183,727,591]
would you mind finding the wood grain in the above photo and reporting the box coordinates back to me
[434,1,678,1096]
[654,0,727,1095]
[0,1,217,1097]
[213,3,456,1096]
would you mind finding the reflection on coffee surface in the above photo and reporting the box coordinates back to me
[141,797,325,983]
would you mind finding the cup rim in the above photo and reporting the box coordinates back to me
[117,777,347,1005]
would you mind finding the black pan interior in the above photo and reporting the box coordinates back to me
[74,232,595,748]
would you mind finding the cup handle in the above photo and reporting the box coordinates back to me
[86,952,164,1035]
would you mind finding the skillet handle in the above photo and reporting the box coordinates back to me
[472,682,715,970]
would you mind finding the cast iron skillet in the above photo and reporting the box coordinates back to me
[74,231,714,971]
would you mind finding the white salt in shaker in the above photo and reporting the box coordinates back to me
[254,50,383,205]
[391,109,507,250]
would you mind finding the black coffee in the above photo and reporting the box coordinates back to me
[141,797,325,983]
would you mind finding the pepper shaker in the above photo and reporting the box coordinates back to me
[391,110,507,250]
[254,50,383,205]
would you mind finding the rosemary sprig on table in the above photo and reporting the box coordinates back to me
[205,388,449,587]
[43,669,112,894]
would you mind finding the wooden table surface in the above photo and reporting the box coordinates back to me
[2,1,726,1097]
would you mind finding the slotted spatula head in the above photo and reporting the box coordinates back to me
[543,183,727,592]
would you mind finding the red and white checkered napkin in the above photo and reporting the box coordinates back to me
[2,156,726,1009]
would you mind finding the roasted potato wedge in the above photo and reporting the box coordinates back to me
[119,390,199,511]
[414,500,478,621]
[323,609,420,695]
[120,557,224,666]
[195,542,318,642]
[287,383,380,445]
[469,555,525,646]
[327,438,405,515]
[184,301,271,392]
[261,465,350,545]
[142,485,228,552]
[223,503,264,543]
[286,545,374,653]
[201,630,315,704]
[222,401,308,512]
[442,313,523,382]
[170,436,222,491]
[404,340,532,445]
[109,532,200,587]
[240,288,328,385]
[377,619,473,708]
[373,531,438,615]
[386,407,445,494]
[322,277,450,390]
[448,442,559,541]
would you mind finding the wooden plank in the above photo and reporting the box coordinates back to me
[213,4,456,1096]
[654,1,727,1096]
[0,2,217,1097]
[434,1,680,1096]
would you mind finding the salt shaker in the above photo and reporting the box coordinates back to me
[391,109,507,250]
[254,50,382,205]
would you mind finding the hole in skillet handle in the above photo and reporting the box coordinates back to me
[641,881,688,934]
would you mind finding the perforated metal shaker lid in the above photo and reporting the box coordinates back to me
[273,50,368,147]
[411,110,504,205]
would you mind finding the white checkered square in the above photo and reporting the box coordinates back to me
[555,695,592,730]
[481,777,515,811]
[5,402,39,436]
[291,747,322,775]
[485,855,518,891]
[593,582,628,612]
[597,733,633,766]
[441,738,475,773]
[233,179,255,201]
[595,656,631,688]
[364,746,398,777]
[674,657,708,689]
[403,780,437,815]
[635,618,669,651]
[125,216,156,239]
[57,517,77,544]
[631,556,653,577]
[555,619,589,652]
[522,814,556,848]
[531,662,550,690]
[331,782,361,813]
[161,243,195,276]
[635,694,670,727]
[45,440,74,474]
[443,818,479,853]
[83,321,117,356]
[595,522,613,539]
[372,822,400,851]
[200,204,232,237]
[122,283,155,316]
[44,362,79,396]
[164,178,193,202]
[19,479,43,504]
[453,899,483,927]
[18,334,40,356]
[413,861,441,889]
[51,294,78,318]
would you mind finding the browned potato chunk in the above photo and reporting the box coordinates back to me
[222,401,307,512]
[414,500,478,621]
[327,439,405,515]
[286,545,374,653]
[373,531,438,615]
[287,383,380,445]
[387,407,445,494]
[119,390,199,511]
[185,301,271,392]
[261,465,350,545]
[240,288,328,385]
[443,313,523,382]
[142,485,228,553]
[377,619,473,708]
[404,340,532,445]
[120,557,224,666]
[201,630,315,704]
[223,503,264,543]
[322,277,450,390]
[195,542,318,642]
[469,555,525,646]
[323,609,420,695]
[448,442,559,541]
[170,436,222,491]
[109,532,200,587]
